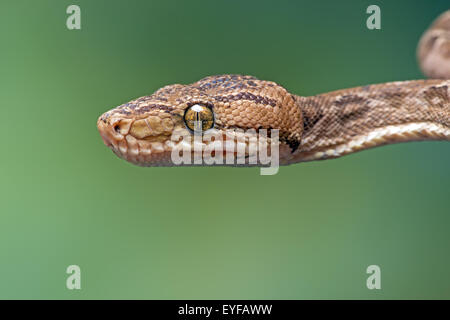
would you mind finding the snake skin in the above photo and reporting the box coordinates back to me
[97,11,450,166]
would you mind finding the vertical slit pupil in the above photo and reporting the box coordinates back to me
[194,111,202,131]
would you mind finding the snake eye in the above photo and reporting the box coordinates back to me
[183,104,214,132]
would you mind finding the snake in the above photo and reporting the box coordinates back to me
[97,11,450,166]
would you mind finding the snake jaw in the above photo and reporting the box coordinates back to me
[97,109,291,167]
[97,112,193,165]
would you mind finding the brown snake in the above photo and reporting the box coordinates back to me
[97,11,450,166]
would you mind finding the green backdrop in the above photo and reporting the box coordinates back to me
[0,0,449,299]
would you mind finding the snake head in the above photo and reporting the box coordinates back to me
[97,75,303,166]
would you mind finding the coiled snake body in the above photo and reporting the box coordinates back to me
[97,11,450,166]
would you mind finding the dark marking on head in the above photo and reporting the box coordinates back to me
[278,130,301,152]
[286,138,300,152]
[214,93,277,107]
[194,75,259,92]
[140,104,174,112]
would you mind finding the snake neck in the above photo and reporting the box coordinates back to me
[290,79,450,163]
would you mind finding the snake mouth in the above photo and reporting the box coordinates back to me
[97,115,175,166]
[98,113,293,166]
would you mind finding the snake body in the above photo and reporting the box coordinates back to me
[97,11,450,166]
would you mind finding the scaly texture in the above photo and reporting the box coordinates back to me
[97,11,450,166]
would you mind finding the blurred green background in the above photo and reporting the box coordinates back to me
[0,0,449,299]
